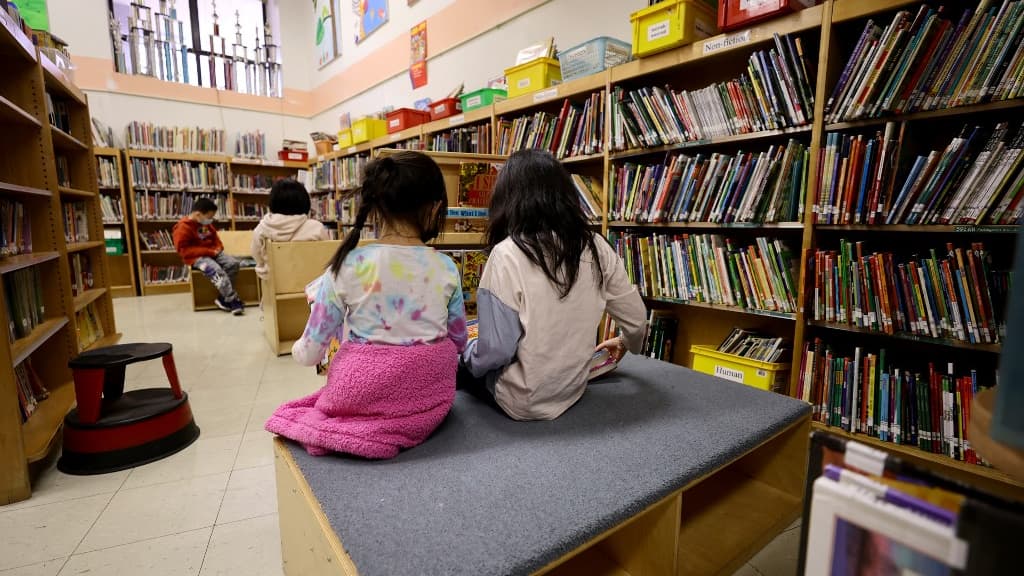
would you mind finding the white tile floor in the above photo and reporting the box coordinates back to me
[0,293,802,575]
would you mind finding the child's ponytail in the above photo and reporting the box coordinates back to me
[327,157,393,275]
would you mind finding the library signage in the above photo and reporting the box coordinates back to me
[702,29,751,55]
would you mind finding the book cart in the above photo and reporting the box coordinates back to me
[94,147,137,297]
[1,21,120,504]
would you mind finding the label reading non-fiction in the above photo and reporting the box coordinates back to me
[448,114,465,126]
[647,19,670,42]
[516,77,531,89]
[346,146,357,154]
[703,29,751,55]
[465,95,482,108]
[714,365,745,384]
[533,87,558,103]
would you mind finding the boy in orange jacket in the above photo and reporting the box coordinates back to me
[172,198,243,315]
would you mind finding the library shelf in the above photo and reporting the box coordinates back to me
[326,141,374,160]
[93,146,120,156]
[608,221,804,230]
[0,251,60,274]
[125,149,231,163]
[231,189,271,195]
[815,224,1021,234]
[49,126,89,152]
[103,220,125,225]
[421,106,493,136]
[232,217,262,222]
[825,98,1024,131]
[140,250,178,255]
[643,296,798,321]
[0,15,36,62]
[807,320,1002,354]
[67,240,105,253]
[229,157,308,170]
[22,383,76,463]
[0,94,41,128]
[135,218,184,224]
[58,185,96,199]
[370,126,422,150]
[809,422,1024,500]
[73,287,108,313]
[10,317,69,366]
[611,3,825,83]
[110,284,135,298]
[608,125,814,161]
[83,332,123,353]
[276,292,308,302]
[40,55,85,105]
[560,153,605,165]
[495,72,609,117]
[0,181,51,198]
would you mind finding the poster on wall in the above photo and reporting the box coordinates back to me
[410,21,427,89]
[353,0,389,44]
[315,0,339,69]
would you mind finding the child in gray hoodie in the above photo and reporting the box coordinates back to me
[251,179,332,279]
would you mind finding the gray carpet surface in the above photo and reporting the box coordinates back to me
[286,355,810,576]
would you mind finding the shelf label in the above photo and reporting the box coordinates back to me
[389,133,401,141]
[533,87,558,103]
[347,146,357,153]
[953,225,1018,233]
[714,365,745,384]
[703,29,751,55]
[448,114,466,126]
[265,159,284,167]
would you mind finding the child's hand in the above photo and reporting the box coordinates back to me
[595,336,626,363]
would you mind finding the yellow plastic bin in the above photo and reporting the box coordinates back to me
[690,345,789,392]
[504,57,562,99]
[337,129,353,148]
[631,0,719,58]
[352,118,387,144]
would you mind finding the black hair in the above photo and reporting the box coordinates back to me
[328,151,447,275]
[486,149,603,299]
[269,178,311,215]
[192,197,218,215]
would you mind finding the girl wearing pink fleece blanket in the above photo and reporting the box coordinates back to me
[265,152,467,459]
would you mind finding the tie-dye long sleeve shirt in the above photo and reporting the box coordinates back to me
[292,244,468,366]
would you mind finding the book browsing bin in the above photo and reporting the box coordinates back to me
[94,147,137,297]
[310,0,1024,502]
[125,150,308,296]
[1,28,121,504]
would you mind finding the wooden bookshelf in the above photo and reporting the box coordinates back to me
[94,147,138,297]
[227,157,308,230]
[1,45,120,505]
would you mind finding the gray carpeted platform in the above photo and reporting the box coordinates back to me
[284,355,810,576]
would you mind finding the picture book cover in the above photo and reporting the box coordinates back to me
[462,250,487,316]
[458,163,500,207]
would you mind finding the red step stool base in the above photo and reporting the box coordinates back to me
[57,388,200,475]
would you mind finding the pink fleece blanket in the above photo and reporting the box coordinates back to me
[265,339,458,459]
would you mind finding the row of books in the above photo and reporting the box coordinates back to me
[389,137,424,152]
[97,156,119,188]
[609,139,809,224]
[133,192,227,220]
[572,174,604,221]
[811,240,1011,345]
[0,198,31,256]
[142,264,190,285]
[496,92,607,159]
[55,156,69,188]
[45,93,71,133]
[610,33,814,151]
[62,202,90,244]
[125,122,226,153]
[100,194,123,223]
[642,311,677,362]
[313,195,338,222]
[4,267,45,341]
[92,118,116,148]
[339,155,368,189]
[799,338,986,465]
[439,250,487,316]
[129,158,229,191]
[235,130,266,159]
[429,125,492,154]
[232,201,269,220]
[76,303,105,352]
[69,253,94,297]
[13,359,48,422]
[826,2,1024,123]
[314,158,336,191]
[814,121,1024,225]
[609,232,799,314]
[232,173,279,194]
[717,327,787,363]
[140,229,175,251]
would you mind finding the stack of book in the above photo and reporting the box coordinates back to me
[314,158,337,192]
[572,174,603,221]
[125,122,226,153]
[62,202,90,243]
[99,195,123,223]
[609,232,799,314]
[232,201,268,221]
[69,253,93,297]
[75,304,104,352]
[142,264,190,285]
[97,156,119,188]
[496,91,605,158]
[811,240,1011,345]
[140,229,175,251]
[232,173,279,194]
[129,158,229,191]
[339,155,369,189]
[814,122,1024,225]
[718,328,787,362]
[826,2,1024,123]
[611,33,814,151]
[92,118,115,148]
[235,130,266,159]
[3,267,44,340]
[0,198,31,256]
[798,339,986,465]
[609,139,808,223]
[134,191,226,220]
[430,125,492,154]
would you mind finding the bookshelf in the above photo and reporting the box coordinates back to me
[95,147,137,297]
[1,19,120,503]
[312,0,1023,499]
[227,157,308,230]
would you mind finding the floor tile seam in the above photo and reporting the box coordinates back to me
[67,491,118,557]
[64,525,214,560]
[119,459,241,493]
[213,511,278,528]
[0,490,120,515]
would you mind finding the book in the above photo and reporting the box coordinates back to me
[461,250,488,316]
[641,310,678,362]
[69,252,94,297]
[429,124,492,154]
[234,130,266,159]
[457,163,500,207]
[76,303,105,352]
[91,117,115,148]
[3,266,45,340]
[571,174,604,221]
[125,121,226,153]
[717,327,787,363]
[139,229,176,251]
[62,201,90,244]
[141,264,191,285]
[97,156,120,189]
[495,91,605,158]
[0,198,32,256]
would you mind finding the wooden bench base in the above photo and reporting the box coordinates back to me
[190,268,261,311]
[273,415,809,576]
